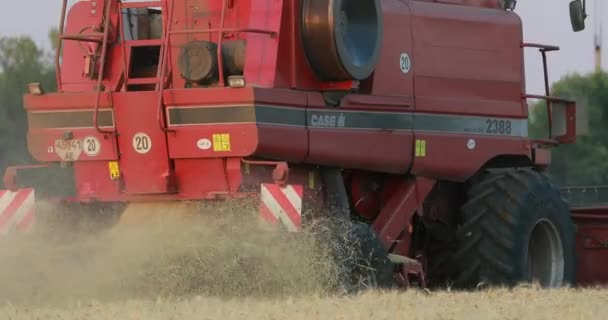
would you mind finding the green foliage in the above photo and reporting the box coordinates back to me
[49,27,59,52]
[528,71,608,186]
[0,35,56,179]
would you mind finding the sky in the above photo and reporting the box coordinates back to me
[0,0,605,95]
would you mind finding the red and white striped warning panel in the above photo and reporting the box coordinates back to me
[259,183,303,232]
[0,189,35,235]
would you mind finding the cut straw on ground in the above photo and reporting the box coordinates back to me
[1,199,607,319]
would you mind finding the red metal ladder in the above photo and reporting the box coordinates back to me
[117,1,173,133]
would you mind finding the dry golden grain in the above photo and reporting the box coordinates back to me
[0,199,606,319]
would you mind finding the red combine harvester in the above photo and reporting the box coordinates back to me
[1,0,606,290]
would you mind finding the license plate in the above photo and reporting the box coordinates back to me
[54,139,83,161]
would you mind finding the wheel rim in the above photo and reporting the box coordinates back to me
[526,218,564,287]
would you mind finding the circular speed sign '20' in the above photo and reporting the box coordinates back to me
[83,136,101,157]
[133,133,152,154]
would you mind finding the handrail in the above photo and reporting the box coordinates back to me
[61,33,105,42]
[121,1,161,9]
[524,93,577,144]
[521,43,560,51]
[217,0,228,87]
[93,0,116,135]
[119,5,129,91]
[523,94,573,104]
[521,43,561,136]
[169,28,276,36]
[156,0,175,133]
[55,0,69,92]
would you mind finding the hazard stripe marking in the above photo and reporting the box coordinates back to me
[259,201,279,226]
[282,185,304,210]
[0,189,36,236]
[1,191,35,235]
[259,184,303,232]
[0,191,17,216]
[268,185,302,229]
[260,186,299,232]
[0,190,31,234]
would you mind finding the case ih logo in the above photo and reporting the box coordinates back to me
[309,113,346,128]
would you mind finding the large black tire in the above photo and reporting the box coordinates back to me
[454,168,576,289]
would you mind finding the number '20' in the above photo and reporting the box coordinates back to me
[135,136,150,151]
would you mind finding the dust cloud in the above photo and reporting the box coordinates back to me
[0,199,345,308]
[1,200,608,319]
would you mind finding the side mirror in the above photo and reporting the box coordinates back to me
[569,0,587,32]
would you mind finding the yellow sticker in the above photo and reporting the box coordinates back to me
[213,133,231,152]
[108,161,121,180]
[415,139,427,157]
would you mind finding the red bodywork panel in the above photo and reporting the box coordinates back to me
[21,0,532,201]
[408,0,529,180]
[571,207,608,286]
[113,92,172,194]
[25,93,119,162]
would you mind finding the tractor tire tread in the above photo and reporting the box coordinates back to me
[453,167,576,289]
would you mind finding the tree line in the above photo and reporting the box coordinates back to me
[0,30,607,189]
[0,31,56,183]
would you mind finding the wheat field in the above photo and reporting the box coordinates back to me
[2,287,608,320]
[0,201,606,320]
[2,286,608,320]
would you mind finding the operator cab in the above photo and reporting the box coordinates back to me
[122,7,162,41]
[121,6,164,90]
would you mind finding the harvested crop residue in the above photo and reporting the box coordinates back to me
[0,200,607,319]
[1,286,608,319]
[0,200,343,306]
